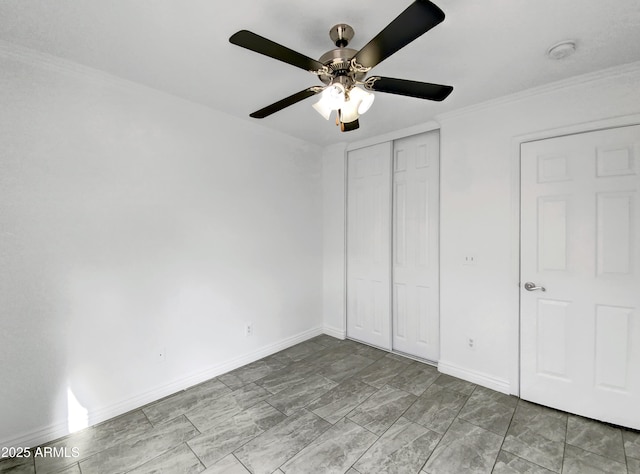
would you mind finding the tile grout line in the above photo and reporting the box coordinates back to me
[417,383,478,473]
[488,395,518,473]
[564,420,629,465]
[121,442,190,474]
[337,383,384,428]
[222,343,333,471]
[183,442,207,472]
[500,398,565,474]
[417,408,458,473]
[455,390,518,438]
[189,401,284,469]
[342,414,382,472]
[272,410,334,474]
[558,412,568,473]
[140,409,154,428]
[347,381,441,474]
[232,453,252,474]
[123,418,201,474]
[342,370,470,471]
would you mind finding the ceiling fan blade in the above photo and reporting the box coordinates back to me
[352,0,445,70]
[230,30,326,73]
[249,87,322,119]
[366,76,453,101]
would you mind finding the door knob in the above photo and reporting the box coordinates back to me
[524,282,546,292]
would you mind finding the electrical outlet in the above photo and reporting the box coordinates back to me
[467,338,475,349]
[158,347,166,363]
[244,322,253,337]
[463,255,477,265]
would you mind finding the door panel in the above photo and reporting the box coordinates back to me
[594,304,632,391]
[520,125,640,429]
[346,142,392,349]
[597,192,633,275]
[392,132,440,361]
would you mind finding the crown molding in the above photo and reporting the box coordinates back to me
[436,60,640,122]
[346,120,441,152]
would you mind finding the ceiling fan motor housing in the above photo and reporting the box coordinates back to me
[318,25,366,86]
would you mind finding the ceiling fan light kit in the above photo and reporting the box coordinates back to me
[229,0,453,132]
[312,83,375,128]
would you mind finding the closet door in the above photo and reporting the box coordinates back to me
[392,132,440,361]
[346,142,393,349]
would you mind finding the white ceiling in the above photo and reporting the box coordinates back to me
[1,0,640,146]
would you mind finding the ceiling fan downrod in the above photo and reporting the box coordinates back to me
[329,24,354,47]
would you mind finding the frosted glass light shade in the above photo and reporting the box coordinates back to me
[340,98,360,123]
[348,87,375,114]
[312,99,332,120]
[312,84,346,120]
[322,84,345,108]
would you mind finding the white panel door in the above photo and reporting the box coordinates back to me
[392,132,440,360]
[347,142,392,349]
[520,125,640,429]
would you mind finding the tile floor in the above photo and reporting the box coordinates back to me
[2,335,639,473]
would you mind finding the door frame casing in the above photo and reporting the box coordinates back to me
[509,113,640,396]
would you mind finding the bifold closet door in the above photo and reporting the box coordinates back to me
[392,132,440,361]
[346,142,392,349]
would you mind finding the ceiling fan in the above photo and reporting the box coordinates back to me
[229,0,453,132]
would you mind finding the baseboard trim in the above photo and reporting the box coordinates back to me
[438,360,511,395]
[322,325,346,340]
[1,327,323,449]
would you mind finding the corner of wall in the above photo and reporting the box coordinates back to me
[322,324,346,340]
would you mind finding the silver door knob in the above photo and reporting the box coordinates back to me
[524,282,546,292]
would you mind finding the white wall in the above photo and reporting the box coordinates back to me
[438,62,640,392]
[322,61,640,393]
[0,45,323,447]
[321,143,347,338]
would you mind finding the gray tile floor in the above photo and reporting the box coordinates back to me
[2,335,640,473]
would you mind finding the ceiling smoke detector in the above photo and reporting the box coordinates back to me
[547,40,576,60]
